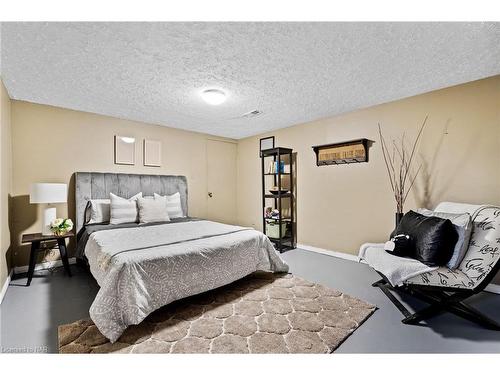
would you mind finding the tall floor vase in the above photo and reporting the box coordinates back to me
[395,212,404,228]
[390,212,404,238]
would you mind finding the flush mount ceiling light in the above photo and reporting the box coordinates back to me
[201,89,226,105]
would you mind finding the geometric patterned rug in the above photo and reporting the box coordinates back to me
[58,272,376,353]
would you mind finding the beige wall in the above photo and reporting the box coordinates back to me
[1,79,13,289]
[10,101,235,267]
[237,76,500,258]
[6,75,500,286]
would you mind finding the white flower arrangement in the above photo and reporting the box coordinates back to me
[50,218,73,236]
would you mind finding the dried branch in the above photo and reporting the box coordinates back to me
[378,124,395,193]
[378,117,428,214]
[403,164,422,204]
[402,115,427,188]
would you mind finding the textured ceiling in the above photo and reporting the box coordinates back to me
[1,22,499,139]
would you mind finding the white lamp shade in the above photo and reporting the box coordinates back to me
[30,183,67,204]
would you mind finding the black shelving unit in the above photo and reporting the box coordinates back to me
[260,147,296,252]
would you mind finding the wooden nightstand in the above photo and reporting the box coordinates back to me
[21,232,74,286]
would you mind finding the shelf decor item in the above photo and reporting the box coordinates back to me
[29,183,68,235]
[269,186,288,195]
[312,138,371,166]
[266,221,288,239]
[378,116,427,226]
[50,218,74,236]
[259,136,275,156]
[264,207,274,219]
[261,147,296,252]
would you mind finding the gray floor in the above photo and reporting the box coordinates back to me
[1,248,500,353]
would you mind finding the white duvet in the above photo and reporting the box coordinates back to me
[84,220,289,342]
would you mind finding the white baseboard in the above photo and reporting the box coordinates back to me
[13,257,77,274]
[296,243,500,295]
[0,269,13,305]
[297,243,361,262]
[485,283,500,294]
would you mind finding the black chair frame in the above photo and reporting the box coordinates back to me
[372,259,500,330]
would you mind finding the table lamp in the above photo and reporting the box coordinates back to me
[30,183,68,235]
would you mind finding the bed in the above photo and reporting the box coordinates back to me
[75,172,289,342]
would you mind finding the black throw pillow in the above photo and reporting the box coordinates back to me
[385,234,413,257]
[394,210,458,267]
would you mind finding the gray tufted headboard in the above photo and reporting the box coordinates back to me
[75,172,188,234]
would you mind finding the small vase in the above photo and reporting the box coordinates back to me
[390,212,404,239]
[395,212,404,228]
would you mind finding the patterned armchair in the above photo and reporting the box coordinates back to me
[405,203,500,291]
[373,202,500,330]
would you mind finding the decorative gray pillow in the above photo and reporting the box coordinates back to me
[154,192,184,218]
[109,192,142,225]
[137,195,170,223]
[85,199,111,224]
[416,208,473,269]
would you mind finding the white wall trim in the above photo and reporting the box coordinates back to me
[485,284,500,295]
[297,243,500,294]
[297,243,361,262]
[13,257,77,274]
[0,269,14,305]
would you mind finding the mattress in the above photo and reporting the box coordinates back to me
[81,219,289,342]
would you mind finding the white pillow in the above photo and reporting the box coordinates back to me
[137,195,170,223]
[109,192,142,224]
[416,208,473,269]
[86,199,110,224]
[154,192,184,218]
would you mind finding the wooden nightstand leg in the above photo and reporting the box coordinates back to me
[27,241,39,286]
[57,238,72,277]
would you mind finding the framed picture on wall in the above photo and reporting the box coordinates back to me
[259,136,275,155]
[144,139,162,167]
[114,135,136,165]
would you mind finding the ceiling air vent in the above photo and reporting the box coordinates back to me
[241,109,262,118]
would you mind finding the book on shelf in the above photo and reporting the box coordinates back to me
[266,161,286,174]
[267,162,273,174]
